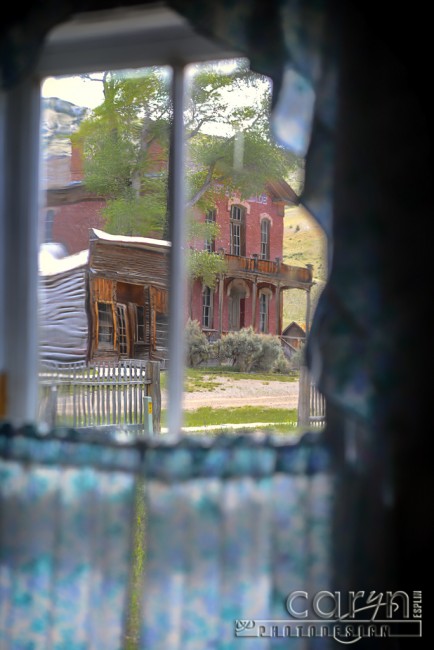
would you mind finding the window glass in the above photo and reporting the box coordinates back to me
[229,205,246,256]
[204,208,216,252]
[97,302,114,347]
[136,305,146,342]
[260,218,270,260]
[259,292,269,333]
[202,287,212,328]
[116,304,128,355]
[38,58,326,435]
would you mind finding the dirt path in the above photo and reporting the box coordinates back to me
[162,376,299,411]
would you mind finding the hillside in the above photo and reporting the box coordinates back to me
[41,97,90,156]
[282,204,327,327]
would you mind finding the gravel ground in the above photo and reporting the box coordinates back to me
[162,376,299,411]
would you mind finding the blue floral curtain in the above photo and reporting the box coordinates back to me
[0,427,137,649]
[0,426,333,648]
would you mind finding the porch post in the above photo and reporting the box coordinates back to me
[275,282,281,335]
[251,278,258,331]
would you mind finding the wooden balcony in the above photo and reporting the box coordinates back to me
[223,253,313,289]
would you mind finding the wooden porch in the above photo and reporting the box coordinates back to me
[208,253,314,336]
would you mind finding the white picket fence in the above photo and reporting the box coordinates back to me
[38,359,161,432]
[297,365,326,429]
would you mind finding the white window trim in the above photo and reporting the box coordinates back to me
[0,4,239,426]
[260,217,271,260]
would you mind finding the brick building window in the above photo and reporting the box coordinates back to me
[45,209,55,243]
[230,205,246,256]
[204,208,216,252]
[202,286,213,328]
[260,218,270,260]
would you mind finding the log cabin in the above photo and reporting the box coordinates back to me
[39,229,170,365]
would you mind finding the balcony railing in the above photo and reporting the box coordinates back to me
[223,253,313,288]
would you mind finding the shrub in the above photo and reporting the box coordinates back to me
[272,351,292,374]
[252,334,283,372]
[218,327,263,372]
[218,327,287,373]
[185,318,210,367]
[288,344,305,372]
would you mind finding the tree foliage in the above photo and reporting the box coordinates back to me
[74,61,300,238]
[188,250,227,289]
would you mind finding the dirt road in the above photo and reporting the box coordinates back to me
[162,376,299,411]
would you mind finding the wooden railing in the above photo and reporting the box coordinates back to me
[38,359,161,433]
[224,254,312,287]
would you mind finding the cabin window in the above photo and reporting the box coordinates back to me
[204,208,216,252]
[136,305,146,343]
[116,304,128,355]
[230,204,246,256]
[202,286,213,328]
[260,218,270,260]
[97,302,114,348]
[259,292,269,333]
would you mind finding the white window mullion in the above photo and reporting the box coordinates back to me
[167,64,187,435]
[2,79,41,424]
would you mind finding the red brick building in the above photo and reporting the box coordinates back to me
[188,182,313,337]
[43,144,313,347]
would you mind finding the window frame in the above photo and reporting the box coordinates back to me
[115,303,128,355]
[135,304,146,343]
[0,4,239,425]
[204,208,216,253]
[259,292,269,333]
[260,217,270,260]
[97,301,115,349]
[44,209,55,243]
[201,286,213,329]
[230,204,246,256]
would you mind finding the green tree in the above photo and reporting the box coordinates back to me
[187,250,227,290]
[72,69,170,237]
[74,62,300,286]
[74,61,300,236]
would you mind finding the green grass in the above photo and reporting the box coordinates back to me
[160,366,297,393]
[162,406,298,429]
[188,367,296,382]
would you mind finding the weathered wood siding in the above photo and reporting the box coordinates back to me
[39,267,88,363]
[39,231,171,365]
[91,277,114,301]
[89,241,169,289]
